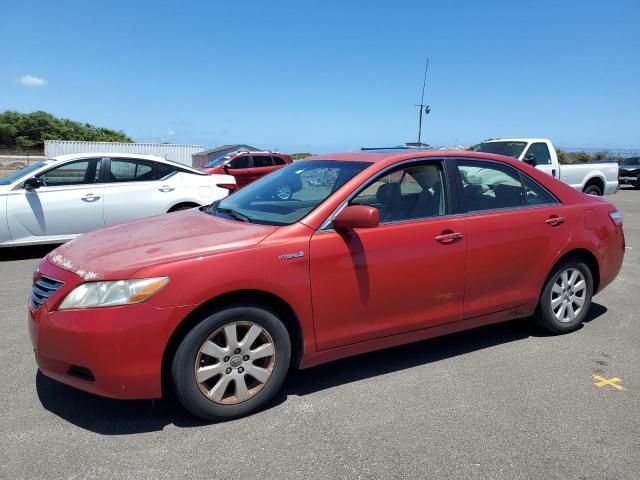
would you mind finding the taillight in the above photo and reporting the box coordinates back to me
[609,210,623,227]
[217,183,237,192]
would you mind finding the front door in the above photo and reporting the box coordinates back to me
[453,159,571,318]
[524,142,557,178]
[310,160,466,350]
[6,158,104,243]
[224,155,252,188]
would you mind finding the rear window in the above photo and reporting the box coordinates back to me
[476,141,528,159]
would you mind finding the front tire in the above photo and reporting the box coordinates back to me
[171,306,291,421]
[534,257,593,334]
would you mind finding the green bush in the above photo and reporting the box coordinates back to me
[0,110,132,150]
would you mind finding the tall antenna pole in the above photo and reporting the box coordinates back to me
[415,59,431,145]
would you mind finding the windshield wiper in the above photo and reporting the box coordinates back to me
[215,206,252,223]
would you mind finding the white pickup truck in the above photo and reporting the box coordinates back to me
[476,138,619,196]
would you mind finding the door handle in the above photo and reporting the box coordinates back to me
[158,186,175,192]
[545,215,565,226]
[435,231,463,244]
[81,194,100,202]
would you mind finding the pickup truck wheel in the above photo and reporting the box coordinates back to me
[583,184,602,196]
[171,306,291,421]
[533,257,593,334]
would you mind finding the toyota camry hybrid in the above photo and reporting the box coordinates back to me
[28,150,625,420]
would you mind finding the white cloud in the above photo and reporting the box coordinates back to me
[19,74,48,87]
[167,130,176,136]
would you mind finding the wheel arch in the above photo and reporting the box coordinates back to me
[161,289,304,396]
[582,175,605,194]
[168,201,201,212]
[547,248,600,293]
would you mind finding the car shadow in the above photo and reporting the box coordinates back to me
[36,303,608,435]
[0,244,58,261]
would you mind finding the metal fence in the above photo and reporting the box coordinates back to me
[560,146,640,157]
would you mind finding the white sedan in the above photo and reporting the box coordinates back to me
[0,153,236,247]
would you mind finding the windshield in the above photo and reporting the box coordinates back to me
[0,161,47,186]
[622,157,640,166]
[207,160,371,225]
[475,141,528,159]
[204,155,229,168]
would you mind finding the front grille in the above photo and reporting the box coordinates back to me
[30,275,65,310]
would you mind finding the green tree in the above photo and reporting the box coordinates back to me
[0,110,133,150]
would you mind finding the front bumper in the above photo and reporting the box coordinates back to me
[618,175,639,186]
[28,261,191,400]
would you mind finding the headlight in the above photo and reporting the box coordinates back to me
[58,277,169,310]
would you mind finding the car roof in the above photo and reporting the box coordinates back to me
[49,153,166,162]
[47,153,204,174]
[483,138,547,143]
[307,149,520,167]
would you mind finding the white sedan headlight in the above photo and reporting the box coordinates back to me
[59,277,169,310]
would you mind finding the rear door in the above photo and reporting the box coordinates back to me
[103,158,172,225]
[250,156,278,182]
[6,158,105,242]
[453,159,570,318]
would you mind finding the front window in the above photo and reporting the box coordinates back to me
[207,160,371,225]
[622,157,640,166]
[0,161,47,185]
[475,141,528,159]
[40,159,101,186]
[350,162,446,223]
[204,155,229,168]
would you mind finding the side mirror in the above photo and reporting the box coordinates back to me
[523,154,537,166]
[222,164,230,171]
[333,205,379,230]
[23,177,42,190]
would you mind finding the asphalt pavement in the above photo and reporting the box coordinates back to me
[1,189,638,480]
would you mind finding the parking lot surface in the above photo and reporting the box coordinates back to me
[1,190,638,480]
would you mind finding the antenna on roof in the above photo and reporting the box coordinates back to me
[415,59,431,146]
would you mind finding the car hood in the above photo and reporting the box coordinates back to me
[619,166,640,174]
[46,209,278,280]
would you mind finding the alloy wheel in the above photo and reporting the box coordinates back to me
[194,321,275,404]
[550,268,587,323]
[276,184,292,200]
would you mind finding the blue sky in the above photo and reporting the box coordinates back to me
[2,0,639,153]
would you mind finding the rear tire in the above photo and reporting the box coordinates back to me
[534,257,593,334]
[583,184,602,196]
[171,306,291,421]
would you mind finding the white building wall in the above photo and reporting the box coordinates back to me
[44,140,203,166]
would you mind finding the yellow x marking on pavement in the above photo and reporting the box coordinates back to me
[593,375,624,391]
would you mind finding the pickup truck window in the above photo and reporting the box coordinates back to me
[524,143,552,165]
[475,141,527,158]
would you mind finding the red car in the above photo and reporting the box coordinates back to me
[29,150,624,420]
[201,151,293,193]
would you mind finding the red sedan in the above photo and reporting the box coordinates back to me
[29,150,625,420]
[201,151,293,192]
